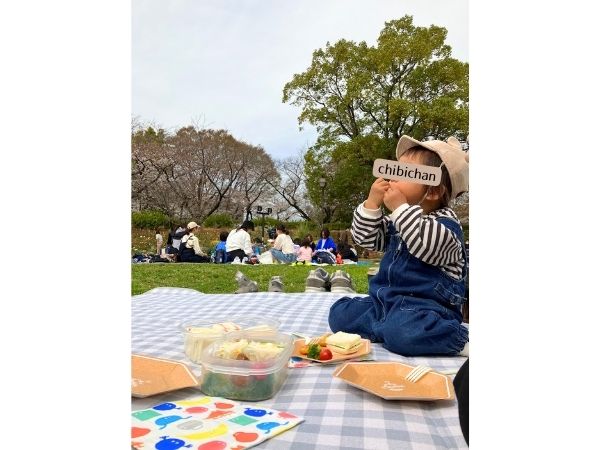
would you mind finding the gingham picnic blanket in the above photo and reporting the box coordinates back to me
[132,288,468,449]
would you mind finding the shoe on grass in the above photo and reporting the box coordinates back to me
[330,270,356,293]
[235,281,258,294]
[367,266,380,277]
[268,276,284,292]
[305,268,331,292]
[234,270,258,294]
[235,271,251,285]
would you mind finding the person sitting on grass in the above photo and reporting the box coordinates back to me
[213,231,228,263]
[336,230,358,263]
[166,224,186,255]
[270,224,297,264]
[179,221,210,263]
[328,135,469,356]
[295,237,313,264]
[313,227,337,264]
[226,220,255,262]
[306,234,316,252]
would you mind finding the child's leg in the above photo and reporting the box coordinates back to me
[380,306,468,356]
[328,296,380,342]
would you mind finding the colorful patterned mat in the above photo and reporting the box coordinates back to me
[131,396,304,450]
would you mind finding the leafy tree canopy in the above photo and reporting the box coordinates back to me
[283,16,468,221]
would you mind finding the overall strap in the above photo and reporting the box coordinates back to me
[435,216,468,281]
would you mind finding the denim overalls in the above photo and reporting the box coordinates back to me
[328,217,468,356]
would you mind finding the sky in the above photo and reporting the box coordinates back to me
[132,0,468,160]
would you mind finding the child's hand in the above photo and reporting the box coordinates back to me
[364,178,389,209]
[383,184,408,211]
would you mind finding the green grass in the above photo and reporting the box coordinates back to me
[131,263,374,296]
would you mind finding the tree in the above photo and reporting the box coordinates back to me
[131,123,279,223]
[266,152,314,222]
[283,16,469,221]
[131,124,171,212]
[231,146,280,221]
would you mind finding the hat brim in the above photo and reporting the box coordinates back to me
[396,136,438,160]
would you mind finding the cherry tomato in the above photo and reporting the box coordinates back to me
[251,361,268,380]
[231,375,249,387]
[319,348,333,360]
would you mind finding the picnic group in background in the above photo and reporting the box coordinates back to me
[135,222,361,266]
[328,135,470,357]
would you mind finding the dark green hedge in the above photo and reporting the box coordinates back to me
[202,213,235,228]
[132,210,171,229]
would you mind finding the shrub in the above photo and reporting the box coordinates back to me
[255,217,278,228]
[323,221,352,232]
[203,213,235,228]
[132,210,171,229]
[291,221,319,239]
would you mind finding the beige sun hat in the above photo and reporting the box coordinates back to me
[187,221,200,229]
[396,135,469,200]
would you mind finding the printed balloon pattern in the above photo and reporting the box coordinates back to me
[243,408,271,418]
[156,415,193,430]
[257,421,288,434]
[196,441,227,450]
[185,406,208,414]
[233,431,259,442]
[154,436,192,450]
[214,402,234,409]
[153,402,180,411]
[131,427,151,438]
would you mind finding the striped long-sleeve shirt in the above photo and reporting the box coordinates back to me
[352,202,465,280]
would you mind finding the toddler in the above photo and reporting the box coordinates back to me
[296,237,313,263]
[328,135,469,356]
[213,231,228,263]
[155,228,163,255]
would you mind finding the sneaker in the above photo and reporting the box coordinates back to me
[235,271,251,285]
[235,281,258,294]
[330,270,356,293]
[367,266,380,282]
[234,271,258,294]
[305,268,331,292]
[268,276,284,293]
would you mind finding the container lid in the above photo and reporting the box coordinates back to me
[180,316,280,335]
[201,330,293,375]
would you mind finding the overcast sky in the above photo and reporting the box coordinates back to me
[132,0,468,159]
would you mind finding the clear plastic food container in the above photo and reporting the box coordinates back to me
[181,316,280,364]
[198,330,293,401]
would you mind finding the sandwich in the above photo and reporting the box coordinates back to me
[325,331,362,355]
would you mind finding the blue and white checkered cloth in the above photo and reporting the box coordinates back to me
[132,288,468,449]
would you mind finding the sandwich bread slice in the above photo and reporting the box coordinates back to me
[325,331,362,355]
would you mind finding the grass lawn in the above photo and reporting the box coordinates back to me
[131,263,375,295]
